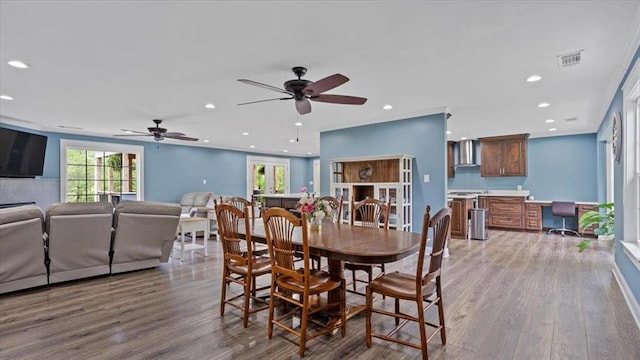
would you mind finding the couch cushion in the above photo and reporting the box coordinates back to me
[114,201,181,228]
[180,192,197,206]
[193,192,212,207]
[0,205,44,229]
[45,202,113,234]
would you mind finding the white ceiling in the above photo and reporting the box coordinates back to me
[1,1,639,156]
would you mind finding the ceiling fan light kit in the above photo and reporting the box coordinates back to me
[237,66,367,115]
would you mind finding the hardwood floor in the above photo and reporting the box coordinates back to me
[1,230,639,359]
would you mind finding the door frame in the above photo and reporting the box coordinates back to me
[246,155,290,198]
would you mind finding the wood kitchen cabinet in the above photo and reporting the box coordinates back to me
[578,204,598,236]
[524,202,542,231]
[487,196,525,229]
[449,197,474,239]
[447,141,456,178]
[479,133,529,177]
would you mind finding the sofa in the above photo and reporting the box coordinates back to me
[0,200,182,294]
[111,201,180,273]
[0,205,48,294]
[46,202,115,284]
[179,192,215,218]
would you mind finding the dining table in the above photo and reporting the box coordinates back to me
[247,221,424,320]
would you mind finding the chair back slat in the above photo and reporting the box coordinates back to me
[225,196,256,219]
[422,207,452,286]
[319,196,342,224]
[263,208,308,282]
[351,197,390,229]
[216,204,253,267]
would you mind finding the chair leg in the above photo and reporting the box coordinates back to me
[416,298,429,360]
[341,280,347,337]
[220,267,228,316]
[366,286,372,348]
[395,298,400,326]
[437,281,446,344]
[243,275,251,328]
[299,294,309,356]
[352,270,358,292]
[251,275,257,297]
[267,279,276,339]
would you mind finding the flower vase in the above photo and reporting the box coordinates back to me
[308,217,322,232]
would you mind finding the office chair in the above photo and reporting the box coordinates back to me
[548,201,580,236]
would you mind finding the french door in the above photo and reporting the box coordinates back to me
[246,156,290,198]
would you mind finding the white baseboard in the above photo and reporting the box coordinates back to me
[612,264,640,330]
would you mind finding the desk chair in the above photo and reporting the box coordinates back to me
[548,201,580,237]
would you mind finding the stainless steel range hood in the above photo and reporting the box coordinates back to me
[455,139,479,167]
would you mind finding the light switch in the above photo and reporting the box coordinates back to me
[202,179,207,185]
[424,174,430,183]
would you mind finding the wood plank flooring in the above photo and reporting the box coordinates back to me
[1,230,639,359]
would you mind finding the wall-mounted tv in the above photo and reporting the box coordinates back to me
[0,127,48,178]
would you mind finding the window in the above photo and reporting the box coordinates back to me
[621,58,640,264]
[60,140,144,204]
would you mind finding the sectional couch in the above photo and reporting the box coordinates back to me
[0,200,181,294]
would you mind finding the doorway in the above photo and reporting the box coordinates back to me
[246,156,290,198]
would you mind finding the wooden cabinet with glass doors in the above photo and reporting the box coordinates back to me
[330,154,413,232]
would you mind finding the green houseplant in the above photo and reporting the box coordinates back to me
[577,202,614,252]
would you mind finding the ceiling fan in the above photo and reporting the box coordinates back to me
[115,119,198,141]
[237,66,367,115]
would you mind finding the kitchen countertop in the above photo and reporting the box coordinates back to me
[447,189,530,198]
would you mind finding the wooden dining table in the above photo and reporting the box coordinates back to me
[248,221,423,319]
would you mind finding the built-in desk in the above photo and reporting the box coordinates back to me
[524,200,598,235]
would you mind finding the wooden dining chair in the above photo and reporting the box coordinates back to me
[216,204,271,328]
[226,196,256,219]
[263,207,346,356]
[319,195,343,224]
[366,205,451,359]
[345,197,390,296]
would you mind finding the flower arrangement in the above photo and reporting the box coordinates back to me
[296,187,334,224]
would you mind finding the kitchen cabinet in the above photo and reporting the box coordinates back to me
[487,196,525,229]
[330,154,413,232]
[478,196,490,210]
[449,197,474,239]
[447,141,456,178]
[524,202,542,231]
[479,133,529,177]
[578,204,598,236]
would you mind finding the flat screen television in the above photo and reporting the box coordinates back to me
[0,127,48,178]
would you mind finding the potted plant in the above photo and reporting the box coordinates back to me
[577,202,614,252]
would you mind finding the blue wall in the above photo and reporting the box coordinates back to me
[597,44,640,304]
[0,123,312,203]
[320,113,448,234]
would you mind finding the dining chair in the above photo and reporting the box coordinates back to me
[263,207,346,356]
[226,196,257,219]
[319,195,343,224]
[365,205,451,359]
[345,197,390,296]
[216,203,271,328]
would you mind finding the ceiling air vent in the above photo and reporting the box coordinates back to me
[564,117,578,123]
[557,50,583,67]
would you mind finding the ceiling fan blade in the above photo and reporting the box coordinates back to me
[238,79,293,95]
[296,99,311,115]
[164,131,186,137]
[302,74,349,96]
[120,129,150,135]
[165,134,199,141]
[238,97,293,106]
[113,134,152,137]
[310,94,367,105]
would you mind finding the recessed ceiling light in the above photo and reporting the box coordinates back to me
[538,102,550,108]
[383,104,393,110]
[205,103,215,109]
[249,145,255,148]
[461,137,468,140]
[203,139,209,143]
[242,132,249,136]
[0,95,14,100]
[295,121,303,126]
[545,119,555,123]
[125,130,133,134]
[283,150,288,153]
[526,75,542,82]
[446,131,452,135]
[289,139,296,143]
[548,128,557,131]
[307,152,313,155]
[8,60,28,69]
